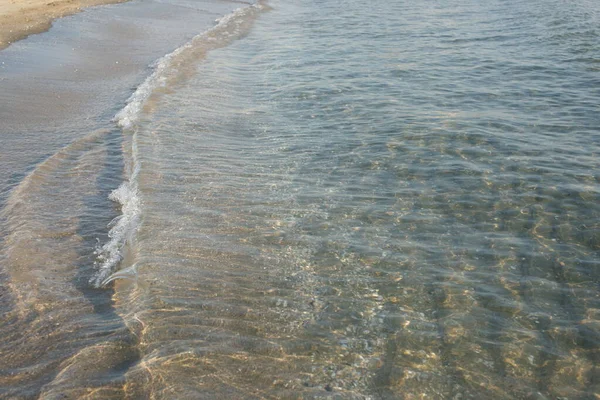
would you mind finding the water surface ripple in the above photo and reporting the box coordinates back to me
[111,0,600,397]
[2,0,600,398]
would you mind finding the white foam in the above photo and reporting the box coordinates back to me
[114,3,264,130]
[91,3,264,287]
[91,176,140,287]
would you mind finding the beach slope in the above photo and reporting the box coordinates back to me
[0,0,126,49]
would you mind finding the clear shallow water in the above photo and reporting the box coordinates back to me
[1,0,600,398]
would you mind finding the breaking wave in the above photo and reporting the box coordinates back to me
[91,2,268,287]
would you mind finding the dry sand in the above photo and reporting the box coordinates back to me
[0,0,127,50]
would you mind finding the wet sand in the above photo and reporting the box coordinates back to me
[0,0,127,49]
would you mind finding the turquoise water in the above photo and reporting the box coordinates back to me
[1,0,600,398]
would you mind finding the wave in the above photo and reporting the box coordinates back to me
[90,1,268,287]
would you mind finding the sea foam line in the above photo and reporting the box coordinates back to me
[91,2,266,287]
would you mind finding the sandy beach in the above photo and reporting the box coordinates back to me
[0,0,126,49]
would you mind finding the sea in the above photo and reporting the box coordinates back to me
[0,0,599,398]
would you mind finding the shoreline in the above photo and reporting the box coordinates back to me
[0,0,128,50]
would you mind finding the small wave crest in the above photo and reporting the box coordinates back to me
[91,2,268,287]
[90,176,140,287]
[114,1,267,130]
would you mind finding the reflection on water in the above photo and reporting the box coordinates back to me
[2,0,600,398]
